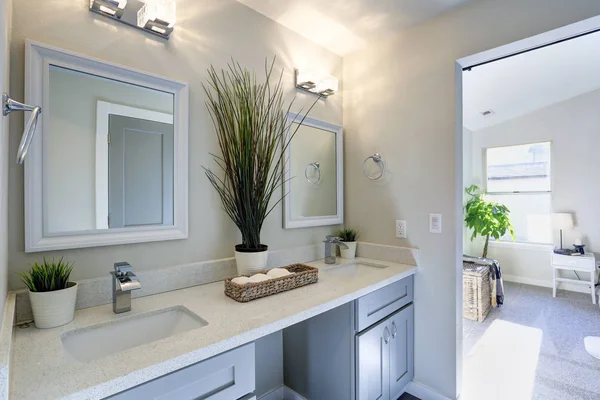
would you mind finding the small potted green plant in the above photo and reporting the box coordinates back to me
[19,257,77,329]
[335,228,360,259]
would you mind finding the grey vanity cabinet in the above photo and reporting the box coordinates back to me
[389,305,414,399]
[284,276,414,400]
[356,304,414,400]
[356,318,390,400]
[107,343,255,400]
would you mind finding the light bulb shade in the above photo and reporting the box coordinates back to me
[552,213,574,230]
[295,70,318,90]
[315,74,339,96]
[137,0,176,37]
[89,0,127,18]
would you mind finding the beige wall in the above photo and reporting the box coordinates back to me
[343,0,600,397]
[8,0,343,289]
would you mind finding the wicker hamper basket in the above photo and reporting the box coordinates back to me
[463,262,492,322]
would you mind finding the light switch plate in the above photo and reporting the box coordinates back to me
[396,220,407,238]
[429,213,442,234]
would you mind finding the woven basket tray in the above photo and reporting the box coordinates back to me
[224,264,318,303]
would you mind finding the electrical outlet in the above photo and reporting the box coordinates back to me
[396,220,407,238]
[429,213,442,234]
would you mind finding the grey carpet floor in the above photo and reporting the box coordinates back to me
[463,282,600,400]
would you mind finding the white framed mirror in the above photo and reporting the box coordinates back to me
[283,113,343,229]
[24,41,189,252]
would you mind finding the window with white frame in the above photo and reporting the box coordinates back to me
[485,142,552,244]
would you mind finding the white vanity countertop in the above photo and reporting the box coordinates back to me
[10,258,417,400]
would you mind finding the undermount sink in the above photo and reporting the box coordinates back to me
[61,305,207,362]
[323,261,389,277]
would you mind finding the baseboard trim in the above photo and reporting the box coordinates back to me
[405,381,453,400]
[258,386,284,400]
[261,383,451,400]
[503,274,593,295]
[283,386,307,400]
[258,386,307,400]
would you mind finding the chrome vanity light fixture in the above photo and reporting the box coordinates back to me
[89,0,128,19]
[137,0,176,38]
[2,93,42,164]
[89,0,176,39]
[295,70,339,97]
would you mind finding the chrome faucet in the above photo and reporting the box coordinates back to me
[110,262,141,314]
[323,235,349,264]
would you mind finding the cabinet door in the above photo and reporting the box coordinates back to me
[389,305,414,399]
[356,319,390,400]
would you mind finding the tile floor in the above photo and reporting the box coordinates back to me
[463,282,600,400]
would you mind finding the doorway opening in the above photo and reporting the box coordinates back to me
[456,17,600,400]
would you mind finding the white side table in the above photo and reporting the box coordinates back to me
[552,252,598,304]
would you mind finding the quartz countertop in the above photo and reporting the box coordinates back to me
[10,257,417,400]
[0,293,15,400]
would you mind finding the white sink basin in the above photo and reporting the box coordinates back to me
[61,305,207,362]
[323,261,389,278]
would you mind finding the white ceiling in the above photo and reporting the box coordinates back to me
[236,0,474,56]
[463,30,600,131]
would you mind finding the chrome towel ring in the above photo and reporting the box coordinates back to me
[305,161,321,184]
[362,153,385,180]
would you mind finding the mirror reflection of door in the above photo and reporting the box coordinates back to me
[108,115,174,228]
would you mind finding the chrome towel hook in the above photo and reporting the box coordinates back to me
[305,161,321,184]
[362,153,385,180]
[3,93,42,164]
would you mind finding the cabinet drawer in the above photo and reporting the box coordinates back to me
[552,254,595,270]
[107,343,255,400]
[356,275,413,332]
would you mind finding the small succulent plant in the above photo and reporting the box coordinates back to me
[335,228,360,242]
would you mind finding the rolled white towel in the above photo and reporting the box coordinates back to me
[231,276,252,285]
[266,268,293,278]
[249,273,272,283]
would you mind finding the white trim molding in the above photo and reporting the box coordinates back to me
[24,40,189,252]
[258,387,284,400]
[488,241,553,251]
[503,274,594,295]
[405,381,453,400]
[282,113,344,229]
[257,386,307,400]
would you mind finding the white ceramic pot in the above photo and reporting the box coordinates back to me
[235,246,269,275]
[29,282,78,329]
[340,241,357,259]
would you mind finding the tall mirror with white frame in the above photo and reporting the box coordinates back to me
[283,113,343,229]
[24,41,188,252]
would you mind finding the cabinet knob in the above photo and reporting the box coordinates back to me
[384,327,391,344]
[391,322,397,339]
